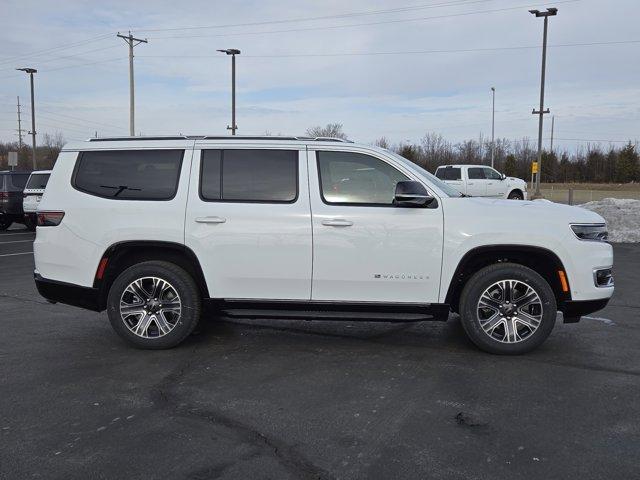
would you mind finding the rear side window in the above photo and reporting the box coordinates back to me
[73,150,184,200]
[8,174,30,190]
[26,173,50,189]
[435,167,461,181]
[468,167,485,180]
[200,149,298,203]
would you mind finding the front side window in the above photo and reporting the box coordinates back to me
[317,151,409,205]
[26,173,50,189]
[200,149,298,203]
[73,150,184,200]
[483,167,502,180]
[468,167,485,180]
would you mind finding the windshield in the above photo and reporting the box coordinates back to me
[26,173,50,189]
[384,151,463,197]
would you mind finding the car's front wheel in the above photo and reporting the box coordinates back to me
[106,261,201,349]
[459,263,557,354]
[508,190,524,200]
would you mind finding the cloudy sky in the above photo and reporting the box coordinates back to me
[0,0,638,150]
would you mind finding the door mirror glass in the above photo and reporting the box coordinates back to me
[394,181,435,208]
[501,173,507,180]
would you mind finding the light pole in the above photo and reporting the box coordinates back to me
[16,67,38,169]
[217,49,241,135]
[490,87,495,169]
[529,7,557,198]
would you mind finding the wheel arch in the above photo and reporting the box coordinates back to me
[507,188,524,199]
[445,245,571,313]
[93,241,209,311]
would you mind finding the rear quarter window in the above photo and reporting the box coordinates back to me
[26,173,51,189]
[73,150,184,200]
[8,174,30,190]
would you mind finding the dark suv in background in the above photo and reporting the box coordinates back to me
[0,171,31,230]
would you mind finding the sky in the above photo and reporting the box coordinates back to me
[0,0,639,151]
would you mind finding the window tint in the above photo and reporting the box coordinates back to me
[483,168,502,180]
[435,167,461,181]
[317,151,409,205]
[26,173,50,189]
[74,150,183,200]
[9,174,29,190]
[200,149,297,202]
[468,167,485,180]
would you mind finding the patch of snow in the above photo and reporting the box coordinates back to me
[580,198,640,243]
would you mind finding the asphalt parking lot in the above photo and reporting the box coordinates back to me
[1,227,639,480]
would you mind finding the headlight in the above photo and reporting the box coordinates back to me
[571,224,608,242]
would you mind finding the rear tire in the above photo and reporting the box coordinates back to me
[24,215,37,231]
[0,215,11,231]
[107,261,201,349]
[459,263,556,354]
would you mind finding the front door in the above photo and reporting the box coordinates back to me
[483,167,507,197]
[308,148,443,304]
[185,146,312,300]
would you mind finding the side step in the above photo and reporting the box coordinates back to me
[215,301,450,322]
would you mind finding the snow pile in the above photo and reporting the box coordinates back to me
[580,198,640,243]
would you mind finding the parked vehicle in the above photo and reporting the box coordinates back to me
[34,136,613,354]
[435,165,527,199]
[23,170,52,231]
[0,171,31,230]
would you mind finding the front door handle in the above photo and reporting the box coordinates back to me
[195,216,227,224]
[322,218,353,227]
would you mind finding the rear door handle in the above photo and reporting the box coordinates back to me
[322,218,353,227]
[195,216,226,224]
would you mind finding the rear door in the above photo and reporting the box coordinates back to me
[185,144,312,300]
[466,167,487,196]
[435,166,464,194]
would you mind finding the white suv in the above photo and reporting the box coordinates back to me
[34,136,613,354]
[435,165,527,200]
[23,170,52,230]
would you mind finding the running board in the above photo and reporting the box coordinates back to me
[214,300,450,322]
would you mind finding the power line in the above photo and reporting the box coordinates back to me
[136,0,495,33]
[149,0,580,40]
[37,107,124,130]
[137,39,640,60]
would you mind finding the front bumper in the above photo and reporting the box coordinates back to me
[35,273,102,312]
[559,298,610,323]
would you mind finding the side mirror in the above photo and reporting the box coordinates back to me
[394,181,436,208]
[501,173,507,180]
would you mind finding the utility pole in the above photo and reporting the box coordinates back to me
[117,31,147,136]
[16,68,38,170]
[16,96,24,150]
[550,115,555,152]
[529,7,557,198]
[217,49,241,135]
[490,87,495,168]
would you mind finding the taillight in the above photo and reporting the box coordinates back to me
[37,211,65,226]
[0,192,8,200]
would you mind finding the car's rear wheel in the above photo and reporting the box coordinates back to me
[459,263,557,354]
[0,215,11,231]
[107,261,201,349]
[508,190,524,200]
[24,215,36,231]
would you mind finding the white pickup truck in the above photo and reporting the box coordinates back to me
[435,165,527,200]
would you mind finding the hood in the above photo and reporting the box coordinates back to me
[459,197,606,225]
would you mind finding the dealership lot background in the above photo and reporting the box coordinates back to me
[1,226,638,479]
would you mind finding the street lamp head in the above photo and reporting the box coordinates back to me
[491,87,495,92]
[529,7,558,17]
[217,49,241,55]
[16,67,37,74]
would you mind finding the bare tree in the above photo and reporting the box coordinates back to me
[306,123,347,139]
[373,136,390,149]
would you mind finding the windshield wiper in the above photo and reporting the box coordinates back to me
[100,185,142,197]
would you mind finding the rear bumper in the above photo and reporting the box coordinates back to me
[559,298,610,323]
[35,273,102,312]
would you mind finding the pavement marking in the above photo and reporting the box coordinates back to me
[0,240,33,244]
[0,252,33,257]
[583,316,615,326]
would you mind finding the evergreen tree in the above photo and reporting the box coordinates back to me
[615,143,639,182]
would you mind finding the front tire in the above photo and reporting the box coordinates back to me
[107,261,201,349]
[508,190,524,200]
[459,263,557,354]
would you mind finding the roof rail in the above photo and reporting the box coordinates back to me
[87,135,353,143]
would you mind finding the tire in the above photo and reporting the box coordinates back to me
[0,215,11,231]
[107,261,201,349]
[459,263,557,354]
[508,190,524,200]
[24,216,37,231]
